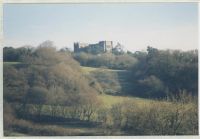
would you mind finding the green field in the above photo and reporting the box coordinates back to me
[98,94,153,108]
[81,66,161,107]
[81,66,127,74]
[81,66,168,108]
[81,66,135,95]
[3,62,21,65]
[4,130,28,136]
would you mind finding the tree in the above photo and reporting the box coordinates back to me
[3,65,29,102]
[110,103,124,127]
[25,86,49,117]
[131,46,198,98]
[3,47,20,62]
[138,75,165,98]
[112,43,125,55]
[79,92,101,121]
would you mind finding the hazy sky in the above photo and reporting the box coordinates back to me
[3,3,198,52]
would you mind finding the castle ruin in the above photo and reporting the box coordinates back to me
[74,41,113,54]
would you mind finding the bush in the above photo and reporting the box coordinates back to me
[138,75,166,98]
[74,52,137,70]
[101,94,198,135]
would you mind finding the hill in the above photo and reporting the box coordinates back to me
[81,66,135,95]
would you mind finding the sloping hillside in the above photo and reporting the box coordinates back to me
[81,66,134,95]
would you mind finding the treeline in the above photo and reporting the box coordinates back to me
[73,52,138,70]
[130,46,198,98]
[3,46,33,62]
[4,44,198,99]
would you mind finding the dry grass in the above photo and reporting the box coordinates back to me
[5,118,84,136]
[98,94,158,108]
[81,66,126,74]
[3,62,21,65]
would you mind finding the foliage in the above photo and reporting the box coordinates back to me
[103,93,198,135]
[138,75,165,97]
[74,52,137,70]
[3,41,99,124]
[131,47,198,98]
[3,46,33,62]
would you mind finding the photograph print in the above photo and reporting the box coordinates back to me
[3,2,198,136]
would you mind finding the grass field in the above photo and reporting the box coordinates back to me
[4,130,28,136]
[81,65,162,107]
[3,62,21,65]
[98,94,164,108]
[81,66,127,74]
[80,66,168,108]
[81,66,135,95]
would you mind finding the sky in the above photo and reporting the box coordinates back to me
[3,3,198,52]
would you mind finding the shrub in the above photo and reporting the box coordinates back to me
[106,95,198,135]
[138,75,166,98]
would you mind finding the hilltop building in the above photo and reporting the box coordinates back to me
[74,41,113,54]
